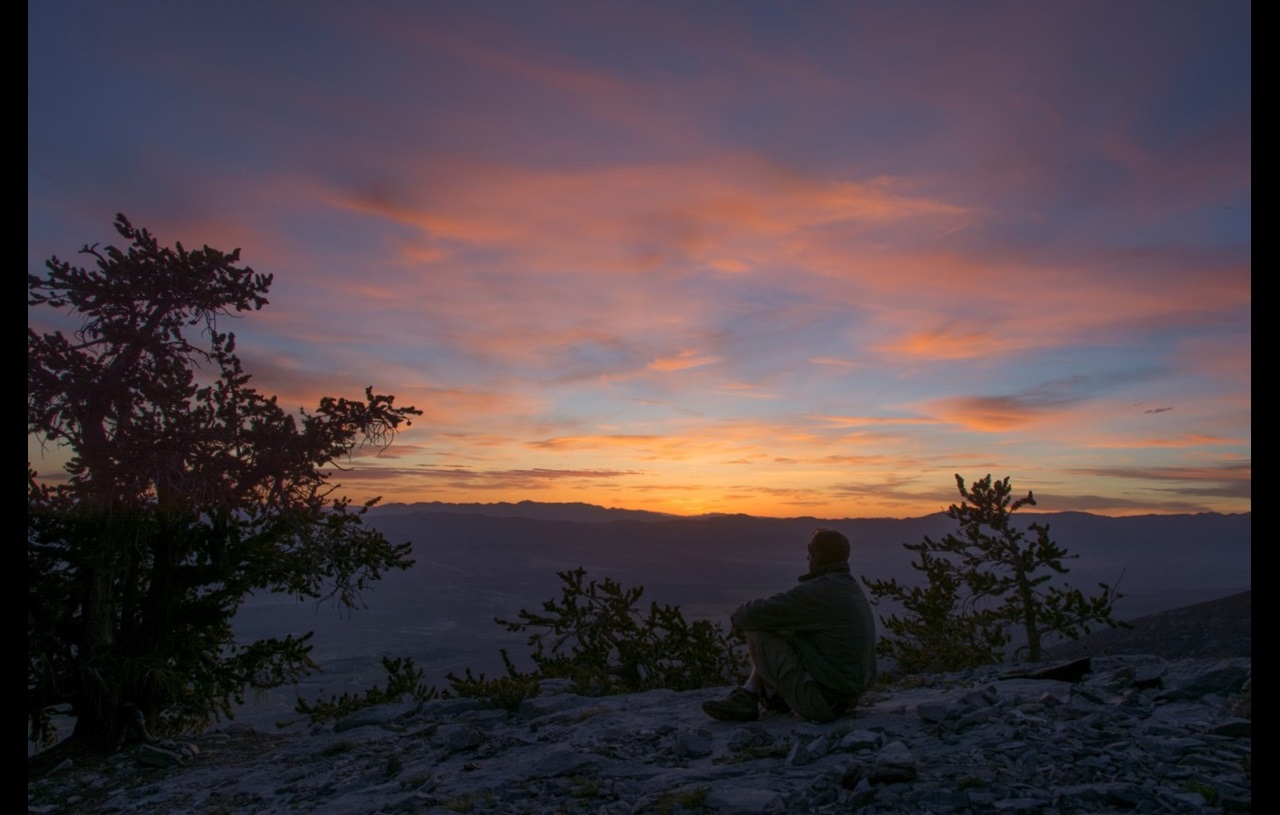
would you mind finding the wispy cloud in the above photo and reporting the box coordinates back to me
[926,378,1095,432]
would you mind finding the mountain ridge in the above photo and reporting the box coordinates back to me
[372,499,1250,525]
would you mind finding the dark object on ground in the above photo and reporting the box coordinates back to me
[1000,657,1092,683]
[762,692,792,713]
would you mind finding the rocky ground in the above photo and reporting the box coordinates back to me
[27,654,1250,814]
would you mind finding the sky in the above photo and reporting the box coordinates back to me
[28,1,1250,519]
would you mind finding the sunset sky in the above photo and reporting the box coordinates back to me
[28,1,1250,519]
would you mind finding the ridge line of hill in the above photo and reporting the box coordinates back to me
[371,499,1250,525]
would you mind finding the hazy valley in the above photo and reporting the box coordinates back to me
[231,504,1251,727]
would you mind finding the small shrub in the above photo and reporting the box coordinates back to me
[571,775,602,799]
[404,772,432,789]
[318,738,358,757]
[656,786,708,814]
[440,792,493,813]
[721,743,789,764]
[1227,687,1251,719]
[445,650,540,711]
[449,568,746,701]
[1180,780,1219,805]
[440,794,476,813]
[296,656,437,724]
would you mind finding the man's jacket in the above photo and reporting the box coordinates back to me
[730,562,877,700]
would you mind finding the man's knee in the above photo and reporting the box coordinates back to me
[745,631,800,677]
[745,631,834,720]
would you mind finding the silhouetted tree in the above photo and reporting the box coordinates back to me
[864,474,1126,673]
[28,215,420,748]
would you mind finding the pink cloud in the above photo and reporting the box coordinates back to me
[324,156,971,280]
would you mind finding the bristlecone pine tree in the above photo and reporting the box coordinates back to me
[863,474,1126,674]
[28,214,420,748]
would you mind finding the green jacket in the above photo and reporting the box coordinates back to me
[730,562,877,699]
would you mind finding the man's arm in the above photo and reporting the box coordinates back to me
[731,582,829,633]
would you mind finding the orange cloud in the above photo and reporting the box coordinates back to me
[1082,434,1242,450]
[874,326,1015,361]
[927,395,1072,432]
[648,350,720,372]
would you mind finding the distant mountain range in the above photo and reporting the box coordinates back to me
[374,500,683,523]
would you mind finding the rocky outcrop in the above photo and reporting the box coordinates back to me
[1046,591,1252,661]
[27,655,1250,814]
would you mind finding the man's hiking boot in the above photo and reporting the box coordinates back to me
[702,687,759,722]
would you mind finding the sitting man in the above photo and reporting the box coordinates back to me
[703,528,877,722]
